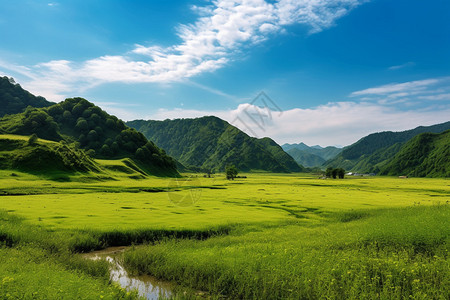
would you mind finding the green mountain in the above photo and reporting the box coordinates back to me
[325,122,450,172]
[286,148,325,168]
[0,76,53,117]
[282,143,342,167]
[379,130,450,177]
[0,98,178,176]
[126,116,304,173]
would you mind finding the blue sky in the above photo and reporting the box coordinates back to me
[1,0,449,146]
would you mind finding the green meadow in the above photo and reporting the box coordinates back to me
[0,169,449,299]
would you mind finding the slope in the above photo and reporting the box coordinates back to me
[379,130,450,177]
[282,143,342,167]
[126,116,304,173]
[0,76,53,117]
[286,148,325,168]
[325,121,450,172]
[0,98,178,177]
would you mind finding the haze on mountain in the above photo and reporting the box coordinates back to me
[282,142,342,168]
[126,117,304,173]
[325,122,450,175]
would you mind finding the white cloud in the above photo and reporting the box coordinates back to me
[388,61,415,70]
[350,77,450,105]
[1,0,367,101]
[132,100,450,147]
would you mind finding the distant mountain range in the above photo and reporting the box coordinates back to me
[281,142,342,168]
[324,122,450,176]
[126,117,304,173]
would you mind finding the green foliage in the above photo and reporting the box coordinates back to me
[326,121,450,173]
[225,164,238,180]
[325,167,345,179]
[0,76,53,117]
[0,94,179,176]
[0,135,101,175]
[126,116,304,172]
[379,130,450,177]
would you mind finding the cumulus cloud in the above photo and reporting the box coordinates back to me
[139,100,450,147]
[0,0,367,101]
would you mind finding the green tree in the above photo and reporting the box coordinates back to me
[226,164,238,180]
[337,168,345,179]
[331,168,338,179]
[325,167,333,178]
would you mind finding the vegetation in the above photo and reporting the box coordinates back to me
[379,130,450,177]
[0,171,448,299]
[325,167,345,179]
[0,98,179,176]
[126,116,304,173]
[225,164,238,180]
[0,76,53,118]
[283,142,342,168]
[325,121,450,172]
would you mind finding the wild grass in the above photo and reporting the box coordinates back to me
[0,172,448,298]
[122,205,449,299]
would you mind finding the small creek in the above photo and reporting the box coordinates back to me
[83,246,174,299]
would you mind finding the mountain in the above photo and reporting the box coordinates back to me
[0,97,178,176]
[325,122,450,172]
[379,130,450,177]
[126,116,304,173]
[282,142,342,167]
[286,148,325,168]
[0,76,53,117]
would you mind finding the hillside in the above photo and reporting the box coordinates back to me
[126,116,304,173]
[282,143,342,167]
[0,134,100,175]
[0,76,53,117]
[378,130,450,177]
[325,122,450,172]
[286,148,325,168]
[0,98,179,176]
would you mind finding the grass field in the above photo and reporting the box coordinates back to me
[0,170,449,299]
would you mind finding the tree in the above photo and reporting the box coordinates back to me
[337,168,345,179]
[331,168,338,179]
[325,167,333,178]
[226,164,238,180]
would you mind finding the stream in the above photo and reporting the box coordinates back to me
[83,247,175,300]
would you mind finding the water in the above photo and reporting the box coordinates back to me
[84,247,174,300]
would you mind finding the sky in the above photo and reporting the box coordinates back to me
[0,0,449,147]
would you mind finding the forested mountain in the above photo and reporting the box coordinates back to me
[285,148,325,168]
[126,117,304,173]
[379,130,450,177]
[281,142,342,167]
[0,97,178,176]
[0,76,53,117]
[325,122,450,172]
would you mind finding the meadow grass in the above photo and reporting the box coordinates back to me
[0,171,449,299]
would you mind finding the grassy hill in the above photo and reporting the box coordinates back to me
[0,134,100,178]
[0,98,179,177]
[0,76,53,117]
[325,121,450,172]
[378,130,450,177]
[126,116,304,173]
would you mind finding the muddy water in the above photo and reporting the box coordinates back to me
[84,247,174,300]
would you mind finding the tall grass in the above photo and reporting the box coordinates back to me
[122,205,449,299]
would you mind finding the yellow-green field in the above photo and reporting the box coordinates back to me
[0,170,449,299]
